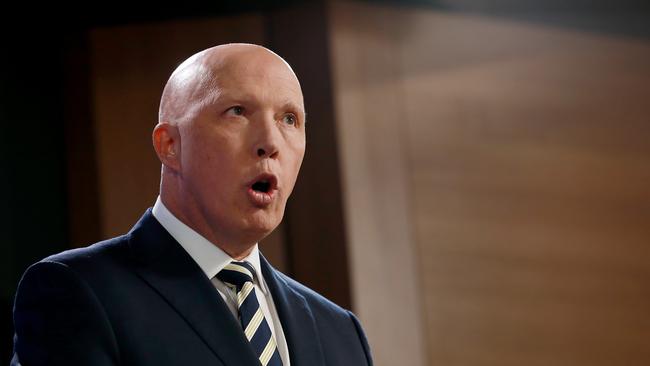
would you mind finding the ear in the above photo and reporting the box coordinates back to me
[152,122,181,172]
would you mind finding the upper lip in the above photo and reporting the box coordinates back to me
[247,173,279,191]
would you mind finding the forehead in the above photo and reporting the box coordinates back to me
[208,53,304,111]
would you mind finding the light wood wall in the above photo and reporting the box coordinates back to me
[329,1,650,365]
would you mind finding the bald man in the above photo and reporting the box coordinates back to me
[11,44,373,366]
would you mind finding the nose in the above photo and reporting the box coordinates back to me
[254,114,280,159]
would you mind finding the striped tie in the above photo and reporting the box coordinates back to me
[216,261,283,366]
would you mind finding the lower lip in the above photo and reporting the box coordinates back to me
[247,187,276,207]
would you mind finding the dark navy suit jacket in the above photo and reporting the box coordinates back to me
[11,210,373,365]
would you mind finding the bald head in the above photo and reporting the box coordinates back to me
[158,43,302,125]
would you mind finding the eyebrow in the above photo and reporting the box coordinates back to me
[278,100,306,117]
[217,92,305,116]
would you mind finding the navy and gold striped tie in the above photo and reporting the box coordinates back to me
[216,261,283,366]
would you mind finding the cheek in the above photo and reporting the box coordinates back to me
[186,149,232,195]
[289,133,306,166]
[283,149,305,192]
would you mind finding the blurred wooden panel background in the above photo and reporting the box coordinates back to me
[331,1,650,365]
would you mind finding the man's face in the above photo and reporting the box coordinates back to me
[178,52,306,246]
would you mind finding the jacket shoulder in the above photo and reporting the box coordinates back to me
[276,271,348,312]
[40,235,130,270]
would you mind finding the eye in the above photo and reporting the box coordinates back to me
[225,106,244,116]
[281,113,297,126]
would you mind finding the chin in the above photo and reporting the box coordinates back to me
[243,212,282,239]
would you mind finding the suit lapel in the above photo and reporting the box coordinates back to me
[260,255,327,366]
[127,210,260,366]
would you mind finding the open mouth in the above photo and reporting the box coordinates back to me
[247,174,278,207]
[252,180,271,193]
[249,174,278,194]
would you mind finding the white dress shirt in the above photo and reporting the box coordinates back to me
[152,197,290,365]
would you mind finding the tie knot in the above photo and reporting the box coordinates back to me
[216,261,256,290]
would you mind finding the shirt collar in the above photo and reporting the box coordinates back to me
[152,196,268,294]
